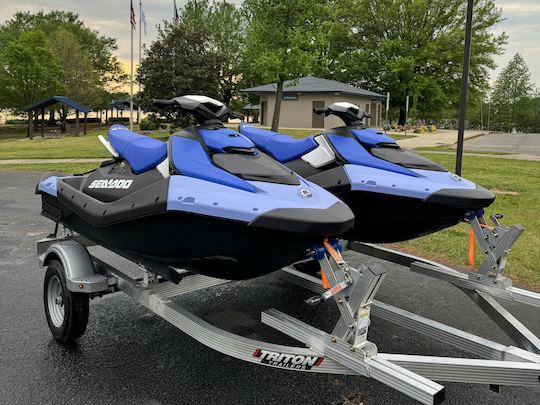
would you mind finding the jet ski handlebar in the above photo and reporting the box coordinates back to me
[313,107,329,116]
[313,103,371,126]
[151,95,235,125]
[152,99,177,108]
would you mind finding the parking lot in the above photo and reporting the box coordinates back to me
[465,132,540,156]
[1,170,539,405]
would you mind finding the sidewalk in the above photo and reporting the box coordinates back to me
[420,150,540,161]
[397,129,486,149]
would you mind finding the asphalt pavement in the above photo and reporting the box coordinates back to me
[464,132,540,156]
[1,170,539,405]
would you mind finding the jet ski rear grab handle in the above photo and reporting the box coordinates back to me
[36,214,540,405]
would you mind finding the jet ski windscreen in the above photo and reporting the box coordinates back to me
[213,152,301,185]
[370,144,447,172]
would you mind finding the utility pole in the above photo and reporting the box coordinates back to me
[129,0,135,131]
[404,95,409,137]
[455,0,474,176]
[385,92,390,132]
[137,0,142,125]
[487,101,491,132]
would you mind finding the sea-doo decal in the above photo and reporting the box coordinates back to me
[88,179,133,189]
[252,349,324,370]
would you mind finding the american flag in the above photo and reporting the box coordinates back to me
[130,0,136,30]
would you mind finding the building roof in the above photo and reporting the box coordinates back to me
[24,96,92,113]
[241,76,385,99]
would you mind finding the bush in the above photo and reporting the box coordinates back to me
[107,117,130,125]
[65,118,101,124]
[139,117,158,130]
[5,119,27,125]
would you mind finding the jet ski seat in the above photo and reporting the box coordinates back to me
[239,123,317,162]
[108,125,167,174]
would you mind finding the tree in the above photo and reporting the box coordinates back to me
[137,21,222,123]
[179,0,245,106]
[318,0,507,125]
[0,30,65,112]
[0,11,124,88]
[48,29,102,133]
[491,53,534,131]
[243,0,327,131]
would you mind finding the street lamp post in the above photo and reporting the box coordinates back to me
[455,0,475,176]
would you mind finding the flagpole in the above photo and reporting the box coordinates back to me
[137,0,142,125]
[130,3,134,131]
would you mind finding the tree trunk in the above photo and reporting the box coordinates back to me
[75,110,80,136]
[48,110,55,125]
[398,108,406,126]
[28,111,33,140]
[271,78,284,132]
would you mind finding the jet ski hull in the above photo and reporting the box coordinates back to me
[335,189,483,242]
[300,165,495,243]
[39,171,354,280]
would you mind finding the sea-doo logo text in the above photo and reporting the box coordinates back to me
[88,179,133,189]
[299,188,313,198]
[252,349,324,370]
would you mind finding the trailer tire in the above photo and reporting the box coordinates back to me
[44,259,89,343]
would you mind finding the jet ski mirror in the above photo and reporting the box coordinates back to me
[313,102,370,127]
[152,95,237,125]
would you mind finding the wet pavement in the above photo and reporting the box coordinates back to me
[1,170,539,405]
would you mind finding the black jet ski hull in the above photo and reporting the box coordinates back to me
[40,193,351,280]
[335,190,472,243]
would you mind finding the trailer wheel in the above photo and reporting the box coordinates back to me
[44,259,89,343]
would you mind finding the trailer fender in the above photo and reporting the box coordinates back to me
[39,240,108,293]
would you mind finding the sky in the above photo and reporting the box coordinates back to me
[0,0,539,88]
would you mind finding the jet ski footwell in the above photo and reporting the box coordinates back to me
[37,212,540,404]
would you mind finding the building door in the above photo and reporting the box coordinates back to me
[260,101,267,126]
[312,101,325,128]
[371,101,378,127]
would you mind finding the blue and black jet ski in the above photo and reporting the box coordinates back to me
[239,101,495,243]
[37,96,354,280]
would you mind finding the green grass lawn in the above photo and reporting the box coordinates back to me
[0,126,170,159]
[0,125,28,140]
[401,152,540,290]
[384,132,418,141]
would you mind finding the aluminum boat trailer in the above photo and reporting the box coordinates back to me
[37,213,540,405]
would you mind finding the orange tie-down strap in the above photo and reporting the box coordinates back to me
[320,267,330,289]
[468,228,475,266]
[468,223,494,266]
[319,239,344,289]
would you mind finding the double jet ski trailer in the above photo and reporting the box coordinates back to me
[38,212,540,404]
